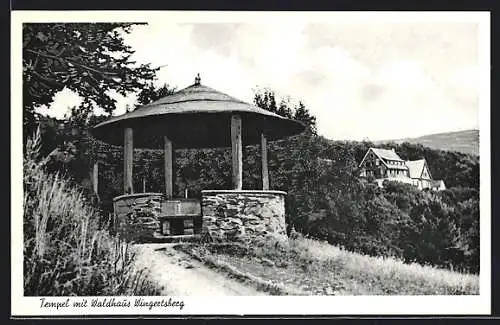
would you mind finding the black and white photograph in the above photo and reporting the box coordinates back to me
[11,11,490,316]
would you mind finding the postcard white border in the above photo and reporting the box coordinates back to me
[11,10,491,316]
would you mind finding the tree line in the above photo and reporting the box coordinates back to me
[24,23,480,274]
[32,87,480,273]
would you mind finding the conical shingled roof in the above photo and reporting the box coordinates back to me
[92,79,305,149]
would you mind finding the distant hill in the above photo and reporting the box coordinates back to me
[375,129,479,156]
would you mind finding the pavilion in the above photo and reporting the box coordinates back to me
[92,75,305,241]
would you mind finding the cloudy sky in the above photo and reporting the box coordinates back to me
[39,19,481,141]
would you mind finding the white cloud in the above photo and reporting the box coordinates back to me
[106,90,137,116]
[43,21,479,141]
[35,87,82,119]
[445,65,480,107]
[375,60,436,91]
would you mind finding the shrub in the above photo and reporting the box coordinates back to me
[23,128,161,296]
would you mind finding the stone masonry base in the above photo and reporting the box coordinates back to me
[201,190,287,242]
[113,190,288,243]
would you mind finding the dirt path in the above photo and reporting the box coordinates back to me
[132,243,266,296]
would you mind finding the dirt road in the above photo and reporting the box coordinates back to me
[132,243,266,296]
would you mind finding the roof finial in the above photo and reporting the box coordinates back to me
[194,73,201,86]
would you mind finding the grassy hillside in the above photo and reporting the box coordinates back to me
[375,129,479,156]
[23,130,161,296]
[176,234,479,295]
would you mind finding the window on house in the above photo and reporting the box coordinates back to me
[375,159,379,165]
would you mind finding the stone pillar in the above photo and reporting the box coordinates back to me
[123,127,134,194]
[231,114,243,190]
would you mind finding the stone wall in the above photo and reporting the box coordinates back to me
[201,190,287,242]
[113,190,288,243]
[113,193,164,242]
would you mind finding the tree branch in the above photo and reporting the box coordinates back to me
[25,49,119,78]
[31,70,63,87]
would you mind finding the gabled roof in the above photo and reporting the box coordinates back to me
[359,147,407,169]
[386,164,410,170]
[406,159,431,179]
[370,148,404,161]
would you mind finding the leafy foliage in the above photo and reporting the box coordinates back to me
[23,23,158,139]
[136,83,176,107]
[23,129,161,295]
[28,61,479,274]
[253,87,317,134]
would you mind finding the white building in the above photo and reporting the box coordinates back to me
[359,147,446,191]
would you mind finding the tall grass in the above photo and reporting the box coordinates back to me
[255,233,479,295]
[23,128,161,296]
[180,232,479,295]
